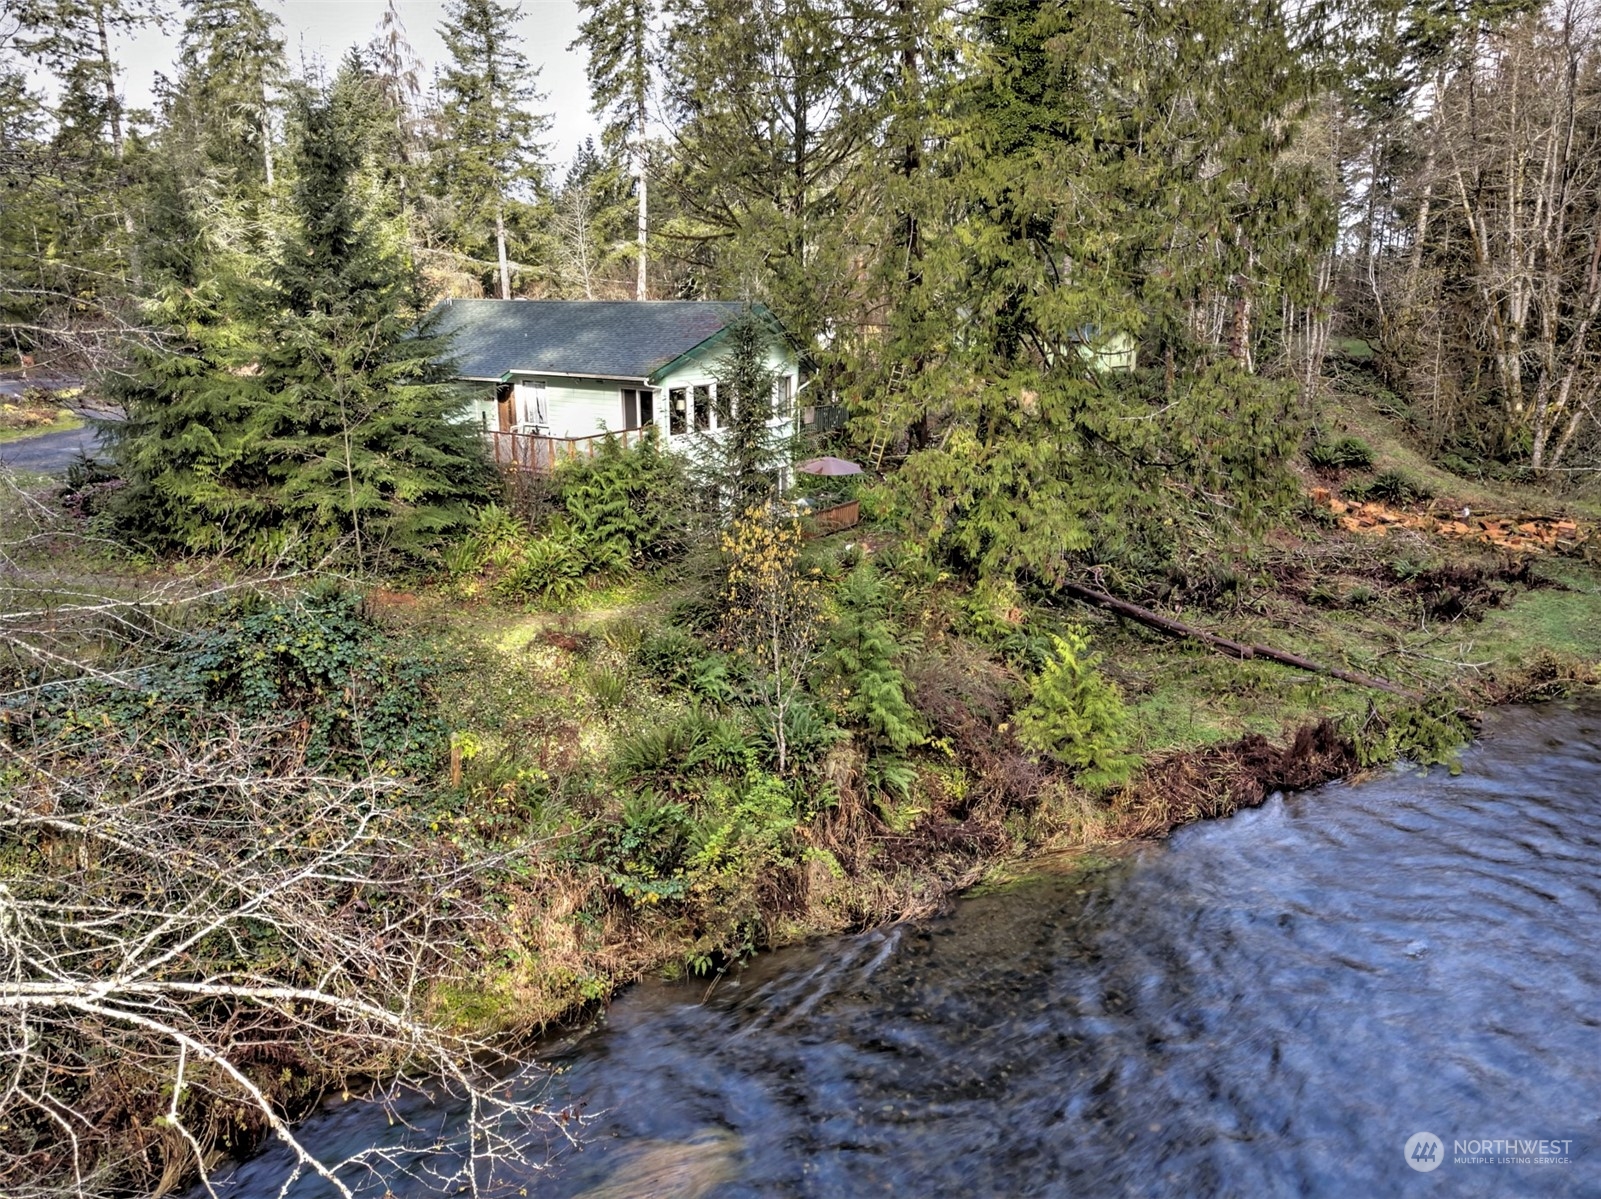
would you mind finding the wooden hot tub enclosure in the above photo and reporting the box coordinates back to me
[805,499,860,537]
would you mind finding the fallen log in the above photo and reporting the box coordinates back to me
[1059,581,1419,699]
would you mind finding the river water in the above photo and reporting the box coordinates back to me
[209,702,1601,1197]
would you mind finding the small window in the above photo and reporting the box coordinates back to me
[518,381,547,428]
[693,384,711,432]
[669,387,687,435]
[622,388,639,430]
[773,374,794,420]
[639,389,654,427]
[715,381,732,427]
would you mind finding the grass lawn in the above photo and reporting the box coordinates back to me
[0,407,82,442]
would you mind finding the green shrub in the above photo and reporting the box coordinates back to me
[1307,435,1375,470]
[495,533,588,604]
[667,592,723,633]
[687,654,739,703]
[612,710,717,781]
[475,504,528,555]
[1343,470,1432,505]
[584,665,630,710]
[186,590,444,774]
[1388,553,1432,583]
[1353,696,1473,772]
[612,723,698,781]
[865,755,918,802]
[14,589,445,777]
[557,432,690,566]
[1439,452,1485,479]
[687,770,800,876]
[684,715,757,774]
[821,564,924,754]
[1307,581,1342,608]
[636,627,703,685]
[442,535,485,577]
[634,628,741,701]
[1012,627,1139,790]
[752,699,843,767]
[598,789,695,903]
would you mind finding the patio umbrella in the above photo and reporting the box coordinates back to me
[796,456,864,476]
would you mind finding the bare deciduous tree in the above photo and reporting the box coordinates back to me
[0,469,575,1198]
[1362,0,1601,470]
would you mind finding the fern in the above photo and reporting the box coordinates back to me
[495,533,587,604]
[684,716,757,774]
[558,431,690,565]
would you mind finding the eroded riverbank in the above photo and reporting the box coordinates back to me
[208,700,1601,1198]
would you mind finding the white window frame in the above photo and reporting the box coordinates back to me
[516,380,548,430]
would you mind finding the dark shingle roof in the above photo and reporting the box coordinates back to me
[428,299,760,382]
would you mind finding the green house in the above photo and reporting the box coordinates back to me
[430,299,801,472]
[1072,326,1138,373]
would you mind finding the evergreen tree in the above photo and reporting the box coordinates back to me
[0,58,136,364]
[692,311,790,516]
[13,0,163,283]
[551,139,635,297]
[162,0,285,199]
[431,0,551,298]
[0,69,55,360]
[1013,628,1137,791]
[822,564,924,756]
[256,73,496,565]
[13,0,161,165]
[661,0,889,341]
[110,71,495,566]
[366,0,427,223]
[138,0,285,279]
[574,0,656,298]
[105,277,276,550]
[892,0,1329,587]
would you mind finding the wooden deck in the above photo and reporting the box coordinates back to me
[485,428,651,474]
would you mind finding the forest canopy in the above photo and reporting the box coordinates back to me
[5,0,1600,513]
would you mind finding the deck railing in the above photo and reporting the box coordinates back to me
[484,427,651,474]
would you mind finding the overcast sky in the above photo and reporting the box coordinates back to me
[114,0,600,170]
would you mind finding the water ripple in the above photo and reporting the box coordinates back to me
[210,702,1601,1198]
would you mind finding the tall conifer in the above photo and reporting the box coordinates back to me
[110,69,494,566]
[894,0,1331,586]
[574,0,656,297]
[431,0,550,299]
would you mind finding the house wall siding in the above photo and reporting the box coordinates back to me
[466,376,633,439]
[465,340,801,457]
[653,340,798,451]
